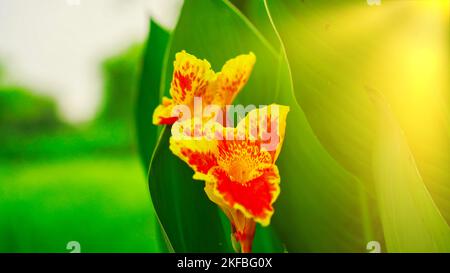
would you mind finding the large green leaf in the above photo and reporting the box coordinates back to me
[265,0,381,182]
[266,0,450,225]
[149,0,375,252]
[135,20,172,252]
[235,0,378,252]
[136,20,170,169]
[266,0,450,251]
[371,91,450,252]
[230,0,280,48]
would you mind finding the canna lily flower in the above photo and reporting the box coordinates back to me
[152,50,256,125]
[170,104,289,253]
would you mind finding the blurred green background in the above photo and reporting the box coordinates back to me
[0,0,188,253]
[0,44,162,252]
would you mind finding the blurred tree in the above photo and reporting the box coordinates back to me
[0,86,61,136]
[97,44,143,124]
[0,44,143,159]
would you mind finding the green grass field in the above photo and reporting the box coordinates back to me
[0,155,162,253]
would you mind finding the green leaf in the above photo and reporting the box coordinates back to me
[233,0,376,252]
[135,19,172,252]
[266,0,450,225]
[265,0,380,182]
[229,0,280,48]
[135,20,170,170]
[266,0,450,251]
[371,91,450,252]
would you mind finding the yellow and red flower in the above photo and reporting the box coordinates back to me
[169,105,289,253]
[152,50,256,125]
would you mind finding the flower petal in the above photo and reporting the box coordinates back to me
[170,50,216,105]
[208,52,256,106]
[236,104,289,161]
[169,118,219,175]
[216,140,273,182]
[206,165,280,226]
[152,97,179,125]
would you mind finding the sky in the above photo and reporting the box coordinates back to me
[0,0,183,122]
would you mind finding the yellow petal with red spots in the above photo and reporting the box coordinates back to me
[236,104,289,161]
[203,143,281,226]
[152,97,179,125]
[169,118,219,175]
[216,140,274,182]
[152,51,256,126]
[209,52,256,106]
[170,50,216,105]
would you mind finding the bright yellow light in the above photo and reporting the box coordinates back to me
[421,0,450,16]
